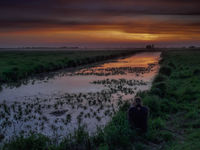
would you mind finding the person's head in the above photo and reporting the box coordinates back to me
[133,96,142,106]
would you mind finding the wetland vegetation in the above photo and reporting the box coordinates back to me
[0,51,160,150]
[0,50,138,84]
[1,50,200,150]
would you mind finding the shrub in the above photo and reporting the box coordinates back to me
[92,128,105,147]
[57,138,71,150]
[168,62,176,69]
[178,71,192,79]
[103,111,135,149]
[143,95,161,117]
[152,82,167,97]
[72,126,91,149]
[73,126,89,144]
[160,98,178,113]
[153,74,167,83]
[119,101,131,112]
[2,70,18,81]
[67,60,77,67]
[150,117,165,130]
[160,131,173,141]
[150,87,163,97]
[154,82,166,92]
[159,66,172,76]
[134,142,146,150]
[98,144,109,150]
[185,110,199,120]
[193,69,200,75]
[3,134,50,150]
[135,91,148,99]
[182,88,198,101]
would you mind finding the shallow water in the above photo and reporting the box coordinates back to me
[0,52,161,143]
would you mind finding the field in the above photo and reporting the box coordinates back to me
[151,50,200,150]
[1,50,200,150]
[0,50,137,85]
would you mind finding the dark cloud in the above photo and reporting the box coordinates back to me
[1,0,200,17]
[0,0,199,47]
[0,0,200,25]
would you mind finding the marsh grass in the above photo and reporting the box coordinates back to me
[0,50,136,84]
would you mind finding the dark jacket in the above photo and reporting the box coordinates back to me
[128,105,149,133]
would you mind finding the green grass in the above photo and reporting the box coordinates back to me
[160,51,200,150]
[144,50,200,149]
[0,50,136,84]
[2,50,200,150]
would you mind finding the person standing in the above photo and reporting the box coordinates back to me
[128,97,149,133]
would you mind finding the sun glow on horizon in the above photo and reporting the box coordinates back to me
[0,27,199,47]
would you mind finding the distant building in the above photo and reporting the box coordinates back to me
[189,46,196,49]
[146,44,155,49]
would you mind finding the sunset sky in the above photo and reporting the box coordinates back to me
[0,0,200,48]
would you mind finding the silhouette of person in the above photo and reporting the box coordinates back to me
[128,97,149,133]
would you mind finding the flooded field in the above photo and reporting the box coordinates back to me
[0,52,161,143]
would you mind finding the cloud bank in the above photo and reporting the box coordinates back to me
[0,0,199,47]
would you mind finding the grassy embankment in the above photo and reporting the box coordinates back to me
[0,50,136,85]
[2,50,200,150]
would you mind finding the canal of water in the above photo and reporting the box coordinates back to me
[0,52,161,143]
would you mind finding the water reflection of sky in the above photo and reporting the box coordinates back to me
[96,52,160,68]
[0,52,161,143]
[0,52,160,102]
